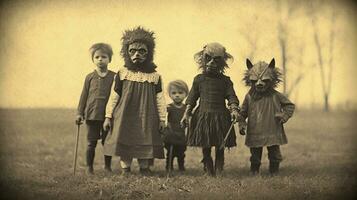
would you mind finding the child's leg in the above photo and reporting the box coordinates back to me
[138,159,152,175]
[267,145,282,174]
[85,120,102,174]
[86,140,97,174]
[177,145,186,171]
[100,125,112,172]
[215,147,224,173]
[250,147,263,174]
[104,155,112,172]
[202,147,215,176]
[164,144,173,171]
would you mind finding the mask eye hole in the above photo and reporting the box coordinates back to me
[129,49,136,54]
[205,54,212,62]
[138,48,147,54]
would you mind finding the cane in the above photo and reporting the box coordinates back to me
[73,123,81,175]
[219,121,235,150]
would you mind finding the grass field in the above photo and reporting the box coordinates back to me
[0,109,356,200]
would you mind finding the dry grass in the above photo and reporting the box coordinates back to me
[0,109,356,200]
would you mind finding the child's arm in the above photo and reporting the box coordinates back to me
[225,77,240,122]
[76,74,91,124]
[156,76,166,133]
[181,75,200,127]
[103,75,120,131]
[238,94,250,135]
[276,92,295,123]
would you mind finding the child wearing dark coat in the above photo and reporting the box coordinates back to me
[76,43,116,175]
[181,43,240,176]
[239,58,295,175]
[163,80,189,171]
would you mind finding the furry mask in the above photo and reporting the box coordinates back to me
[243,58,282,94]
[120,26,156,73]
[194,42,233,75]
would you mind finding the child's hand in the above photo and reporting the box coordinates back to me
[231,110,239,123]
[238,122,247,136]
[159,121,165,133]
[103,118,111,131]
[75,115,84,125]
[180,115,189,128]
[275,112,288,124]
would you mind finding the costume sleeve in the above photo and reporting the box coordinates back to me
[156,76,166,121]
[77,74,91,118]
[277,92,295,122]
[185,75,200,107]
[239,94,250,121]
[105,74,120,118]
[225,77,239,109]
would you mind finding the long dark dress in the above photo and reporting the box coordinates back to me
[185,73,239,148]
[103,68,165,159]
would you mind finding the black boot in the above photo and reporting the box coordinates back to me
[86,141,96,175]
[177,156,185,171]
[215,149,224,175]
[202,148,215,176]
[104,155,112,172]
[250,163,260,175]
[165,157,174,171]
[269,162,280,175]
[205,157,215,176]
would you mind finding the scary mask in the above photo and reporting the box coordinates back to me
[244,58,281,93]
[194,42,233,75]
[128,42,148,64]
[120,26,156,73]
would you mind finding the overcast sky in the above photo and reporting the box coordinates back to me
[0,0,356,109]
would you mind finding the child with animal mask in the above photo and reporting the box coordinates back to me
[239,58,295,175]
[163,80,189,172]
[181,43,241,176]
[76,43,116,175]
[102,27,166,175]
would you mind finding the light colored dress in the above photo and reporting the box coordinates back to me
[103,68,166,159]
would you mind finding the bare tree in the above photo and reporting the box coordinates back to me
[276,0,305,97]
[309,1,337,111]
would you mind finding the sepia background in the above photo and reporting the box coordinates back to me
[0,0,356,110]
[0,0,356,199]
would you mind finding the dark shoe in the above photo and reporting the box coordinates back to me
[178,157,185,171]
[250,163,260,175]
[139,168,152,176]
[104,155,112,173]
[104,166,112,173]
[86,166,94,175]
[204,158,215,177]
[215,159,224,174]
[269,162,280,175]
[165,158,174,172]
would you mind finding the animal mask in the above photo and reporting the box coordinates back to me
[243,58,282,93]
[194,42,233,75]
[120,26,156,73]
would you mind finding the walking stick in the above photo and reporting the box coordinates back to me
[73,123,81,175]
[219,121,235,150]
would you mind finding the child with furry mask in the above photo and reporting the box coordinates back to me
[239,58,295,175]
[181,43,241,176]
[103,27,166,175]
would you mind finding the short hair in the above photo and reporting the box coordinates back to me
[89,43,113,62]
[167,80,189,95]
